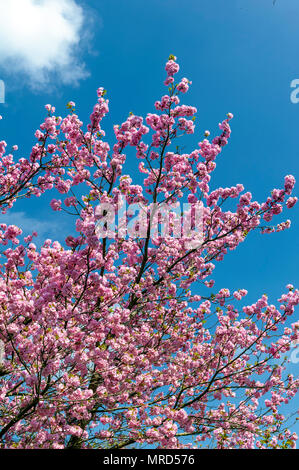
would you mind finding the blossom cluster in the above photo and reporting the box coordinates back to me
[0,56,298,449]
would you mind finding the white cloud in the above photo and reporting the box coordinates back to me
[0,0,89,87]
[0,211,71,247]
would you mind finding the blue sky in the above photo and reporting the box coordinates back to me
[0,0,298,439]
